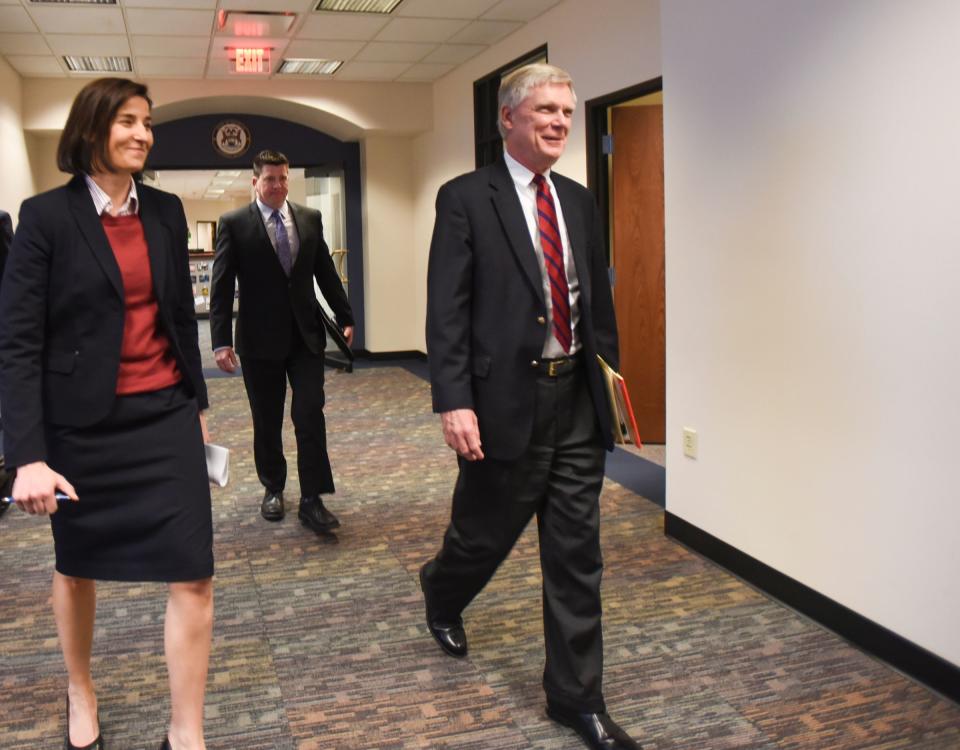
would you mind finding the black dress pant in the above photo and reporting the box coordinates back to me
[422,362,607,713]
[240,326,335,497]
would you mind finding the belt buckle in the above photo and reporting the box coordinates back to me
[548,360,560,377]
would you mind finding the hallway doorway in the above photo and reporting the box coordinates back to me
[586,78,665,444]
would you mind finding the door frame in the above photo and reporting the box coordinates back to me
[584,76,663,261]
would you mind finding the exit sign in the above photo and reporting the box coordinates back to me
[234,48,269,74]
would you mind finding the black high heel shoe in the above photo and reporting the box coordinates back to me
[65,693,103,750]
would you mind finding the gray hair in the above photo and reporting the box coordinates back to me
[497,63,577,138]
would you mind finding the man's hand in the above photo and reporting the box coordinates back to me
[342,326,354,347]
[440,409,484,461]
[214,346,239,373]
[11,461,77,515]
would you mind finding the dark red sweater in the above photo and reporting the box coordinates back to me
[101,214,181,395]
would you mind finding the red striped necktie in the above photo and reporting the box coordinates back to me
[533,174,571,353]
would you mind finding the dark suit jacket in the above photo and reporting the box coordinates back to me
[0,209,12,283]
[210,201,353,359]
[0,176,209,468]
[426,159,619,461]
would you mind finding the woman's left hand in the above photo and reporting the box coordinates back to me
[199,410,211,444]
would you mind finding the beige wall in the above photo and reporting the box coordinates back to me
[662,0,960,666]
[0,58,34,224]
[20,78,433,139]
[410,0,662,352]
[361,136,419,352]
[25,132,62,196]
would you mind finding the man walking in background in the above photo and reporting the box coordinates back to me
[419,64,642,750]
[210,150,354,535]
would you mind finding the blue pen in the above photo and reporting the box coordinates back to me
[1,491,73,504]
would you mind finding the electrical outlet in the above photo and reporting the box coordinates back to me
[682,427,698,459]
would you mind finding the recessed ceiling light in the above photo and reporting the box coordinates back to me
[63,56,132,73]
[314,0,403,14]
[277,58,343,76]
[216,170,243,178]
[31,0,117,4]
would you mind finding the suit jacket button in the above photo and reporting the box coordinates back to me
[531,360,539,367]
[537,316,546,325]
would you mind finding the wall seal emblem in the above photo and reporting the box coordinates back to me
[212,120,252,158]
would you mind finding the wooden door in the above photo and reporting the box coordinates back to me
[611,104,665,443]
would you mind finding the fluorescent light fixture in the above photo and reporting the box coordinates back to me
[205,189,226,195]
[31,0,116,4]
[216,170,243,178]
[63,56,132,73]
[314,0,402,13]
[277,58,342,75]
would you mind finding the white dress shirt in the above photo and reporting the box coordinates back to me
[85,175,139,217]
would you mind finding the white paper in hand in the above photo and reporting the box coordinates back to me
[205,443,229,487]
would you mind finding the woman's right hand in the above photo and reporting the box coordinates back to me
[11,461,78,515]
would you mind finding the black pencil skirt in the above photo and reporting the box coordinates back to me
[47,382,213,582]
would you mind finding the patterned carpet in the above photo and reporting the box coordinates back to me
[1,366,958,749]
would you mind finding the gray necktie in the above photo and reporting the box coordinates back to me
[271,209,292,276]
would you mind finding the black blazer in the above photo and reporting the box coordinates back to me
[209,201,353,359]
[426,159,620,461]
[0,209,12,283]
[0,176,209,468]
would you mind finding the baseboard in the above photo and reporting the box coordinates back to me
[355,350,427,361]
[664,512,960,705]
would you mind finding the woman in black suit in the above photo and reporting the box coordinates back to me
[0,78,213,750]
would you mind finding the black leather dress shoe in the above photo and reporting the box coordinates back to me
[546,707,643,750]
[66,694,103,750]
[260,490,284,521]
[298,495,340,533]
[419,564,467,658]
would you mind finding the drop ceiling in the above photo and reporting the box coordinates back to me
[0,0,563,82]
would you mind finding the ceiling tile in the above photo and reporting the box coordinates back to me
[46,34,131,57]
[0,33,51,56]
[125,8,216,36]
[131,35,210,57]
[333,60,410,81]
[5,55,64,76]
[299,12,389,41]
[219,0,314,10]
[283,39,365,59]
[420,43,484,65]
[354,41,436,63]
[25,6,125,35]
[375,17,468,43]
[0,6,37,33]
[394,0,500,19]
[396,62,454,81]
[123,0,217,8]
[136,56,206,76]
[481,0,562,22]
[0,0,20,5]
[446,19,520,45]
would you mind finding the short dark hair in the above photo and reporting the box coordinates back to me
[57,77,152,176]
[253,149,289,177]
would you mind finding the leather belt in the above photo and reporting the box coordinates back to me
[533,351,582,377]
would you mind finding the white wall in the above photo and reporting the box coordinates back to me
[411,0,662,352]
[662,0,960,666]
[362,136,419,352]
[0,58,35,224]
